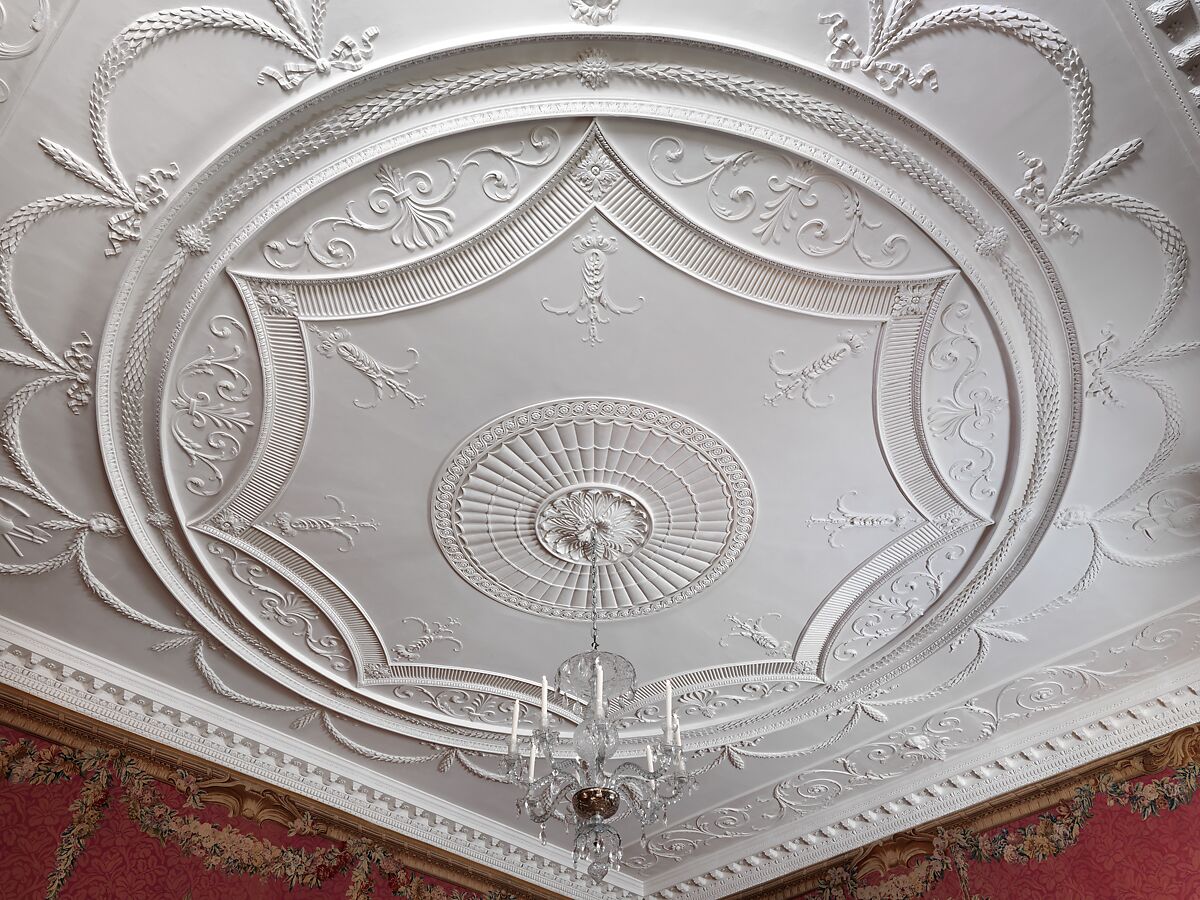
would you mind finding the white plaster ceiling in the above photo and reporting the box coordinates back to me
[0,1,1198,897]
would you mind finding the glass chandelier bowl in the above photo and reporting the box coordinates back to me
[500,527,696,884]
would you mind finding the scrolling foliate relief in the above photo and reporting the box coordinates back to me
[170,316,256,498]
[831,544,968,662]
[246,287,425,410]
[719,614,793,659]
[926,301,1007,503]
[263,127,563,269]
[648,135,910,268]
[808,491,916,548]
[208,542,351,673]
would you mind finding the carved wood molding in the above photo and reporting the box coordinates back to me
[0,683,557,900]
[723,719,1200,900]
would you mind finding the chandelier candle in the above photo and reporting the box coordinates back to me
[501,533,697,884]
[509,701,520,755]
[594,658,603,713]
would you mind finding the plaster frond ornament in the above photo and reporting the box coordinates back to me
[391,617,463,661]
[648,136,911,268]
[272,495,378,551]
[764,331,870,408]
[309,326,424,409]
[264,127,563,268]
[169,316,255,497]
[719,614,793,659]
[807,491,916,548]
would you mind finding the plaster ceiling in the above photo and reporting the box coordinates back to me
[0,1,1198,897]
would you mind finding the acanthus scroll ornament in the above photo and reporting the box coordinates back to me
[246,287,425,410]
[391,617,463,662]
[310,326,422,409]
[208,542,351,672]
[807,491,916,548]
[926,301,1007,502]
[541,216,645,345]
[831,544,968,662]
[263,127,562,268]
[169,316,255,498]
[719,614,793,659]
[648,135,910,269]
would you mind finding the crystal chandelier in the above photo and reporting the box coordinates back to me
[500,492,695,884]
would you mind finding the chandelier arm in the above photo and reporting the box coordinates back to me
[523,770,583,823]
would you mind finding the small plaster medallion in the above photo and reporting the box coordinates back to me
[535,485,652,564]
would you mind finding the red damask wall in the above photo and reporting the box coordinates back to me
[799,763,1200,900]
[5,716,1200,900]
[0,724,506,900]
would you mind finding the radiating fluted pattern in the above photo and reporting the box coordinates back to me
[432,399,754,618]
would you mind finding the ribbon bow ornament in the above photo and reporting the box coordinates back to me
[259,26,379,91]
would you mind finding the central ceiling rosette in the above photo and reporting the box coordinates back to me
[432,398,754,618]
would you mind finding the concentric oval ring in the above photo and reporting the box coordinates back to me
[431,399,755,619]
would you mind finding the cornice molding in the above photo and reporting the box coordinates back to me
[722,717,1200,899]
[646,660,1200,897]
[4,612,1200,899]
[0,615,640,899]
[0,683,555,900]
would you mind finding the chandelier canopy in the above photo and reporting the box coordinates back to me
[501,488,695,883]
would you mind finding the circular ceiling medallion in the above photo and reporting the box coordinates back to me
[535,486,652,564]
[431,399,754,619]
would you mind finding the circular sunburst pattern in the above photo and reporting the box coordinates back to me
[431,399,754,619]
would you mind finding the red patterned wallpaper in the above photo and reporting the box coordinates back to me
[0,724,512,900]
[5,717,1200,900]
[799,764,1200,899]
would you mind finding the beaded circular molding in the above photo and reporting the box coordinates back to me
[431,399,755,619]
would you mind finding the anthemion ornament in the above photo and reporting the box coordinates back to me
[542,216,645,345]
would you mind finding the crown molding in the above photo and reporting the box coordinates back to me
[647,654,1200,897]
[0,614,642,899]
[722,716,1200,899]
[4,610,1200,899]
